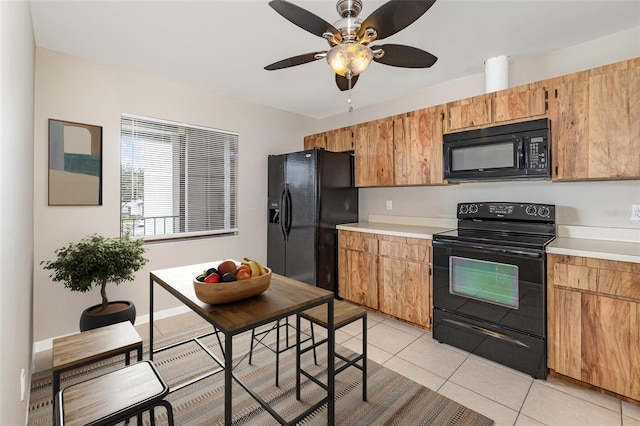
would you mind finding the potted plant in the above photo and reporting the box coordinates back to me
[42,233,148,331]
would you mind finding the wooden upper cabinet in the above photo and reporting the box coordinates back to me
[393,105,445,186]
[493,83,547,124]
[549,57,640,181]
[303,127,352,152]
[325,127,354,152]
[303,132,326,150]
[353,117,394,187]
[446,93,492,132]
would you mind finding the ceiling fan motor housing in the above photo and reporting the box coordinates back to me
[336,0,363,17]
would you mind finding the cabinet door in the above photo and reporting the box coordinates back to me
[338,248,378,308]
[446,94,492,132]
[550,58,640,180]
[354,118,394,187]
[378,236,431,327]
[304,133,326,150]
[326,127,353,152]
[378,256,430,327]
[393,106,444,185]
[493,84,547,124]
[338,231,379,308]
[580,293,640,399]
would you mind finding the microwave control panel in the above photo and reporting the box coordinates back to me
[526,136,548,170]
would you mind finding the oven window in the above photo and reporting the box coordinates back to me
[451,142,514,171]
[449,256,519,309]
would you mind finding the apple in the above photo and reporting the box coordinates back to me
[217,260,237,276]
[204,272,221,283]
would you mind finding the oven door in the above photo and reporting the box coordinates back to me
[432,239,546,337]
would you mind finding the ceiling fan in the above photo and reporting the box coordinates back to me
[264,0,438,92]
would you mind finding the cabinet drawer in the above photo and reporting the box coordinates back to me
[338,230,378,253]
[550,254,640,302]
[378,235,430,263]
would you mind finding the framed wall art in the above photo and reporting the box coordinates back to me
[48,119,103,206]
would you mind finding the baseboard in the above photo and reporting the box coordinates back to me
[32,305,191,354]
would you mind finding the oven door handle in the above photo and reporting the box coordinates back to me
[443,318,530,348]
[432,239,543,258]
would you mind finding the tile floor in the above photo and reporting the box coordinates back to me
[34,306,640,426]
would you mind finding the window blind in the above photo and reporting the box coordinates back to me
[120,114,238,240]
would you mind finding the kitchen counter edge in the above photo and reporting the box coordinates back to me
[547,237,640,264]
[337,222,640,264]
[336,222,454,240]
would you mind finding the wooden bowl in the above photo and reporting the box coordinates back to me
[193,267,271,305]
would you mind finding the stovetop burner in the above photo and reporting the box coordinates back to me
[433,202,557,251]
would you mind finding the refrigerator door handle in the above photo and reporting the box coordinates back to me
[285,186,293,237]
[280,188,287,240]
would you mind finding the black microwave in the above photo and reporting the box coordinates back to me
[443,118,551,181]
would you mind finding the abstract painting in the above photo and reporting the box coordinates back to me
[48,119,102,205]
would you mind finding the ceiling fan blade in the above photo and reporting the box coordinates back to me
[336,74,359,91]
[265,52,323,71]
[371,44,438,68]
[269,0,339,39]
[358,0,436,40]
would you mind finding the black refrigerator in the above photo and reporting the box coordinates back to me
[267,148,358,295]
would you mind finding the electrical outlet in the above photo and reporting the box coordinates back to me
[386,200,393,210]
[20,368,25,401]
[632,205,640,221]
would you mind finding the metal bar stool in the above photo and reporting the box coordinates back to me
[299,300,367,401]
[54,360,174,426]
[249,316,311,386]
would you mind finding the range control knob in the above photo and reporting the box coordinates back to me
[538,206,551,217]
[525,205,538,216]
[459,204,469,214]
[469,204,479,214]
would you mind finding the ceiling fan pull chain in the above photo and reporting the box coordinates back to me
[347,71,354,112]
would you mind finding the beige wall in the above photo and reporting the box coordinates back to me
[0,1,35,424]
[33,48,314,342]
[319,27,640,230]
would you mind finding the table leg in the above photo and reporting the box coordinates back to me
[149,276,154,361]
[52,370,61,424]
[327,299,335,425]
[296,314,301,400]
[225,333,233,426]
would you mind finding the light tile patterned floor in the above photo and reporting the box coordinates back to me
[34,305,640,426]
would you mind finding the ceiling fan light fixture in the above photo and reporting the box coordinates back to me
[326,43,373,77]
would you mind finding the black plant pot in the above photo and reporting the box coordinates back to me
[79,300,136,332]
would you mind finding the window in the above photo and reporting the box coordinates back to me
[120,114,238,240]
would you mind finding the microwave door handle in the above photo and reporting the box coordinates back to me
[516,150,525,169]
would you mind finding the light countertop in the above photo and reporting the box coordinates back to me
[336,222,453,240]
[337,216,640,264]
[547,237,640,264]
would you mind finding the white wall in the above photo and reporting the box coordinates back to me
[33,48,314,342]
[319,27,640,230]
[0,2,35,424]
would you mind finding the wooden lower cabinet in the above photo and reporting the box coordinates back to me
[338,230,432,329]
[338,231,378,309]
[548,254,640,401]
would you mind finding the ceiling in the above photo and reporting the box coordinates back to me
[30,1,640,119]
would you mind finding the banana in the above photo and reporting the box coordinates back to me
[243,257,267,276]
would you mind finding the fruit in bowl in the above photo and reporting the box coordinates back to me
[193,258,271,305]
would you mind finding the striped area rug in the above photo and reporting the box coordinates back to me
[28,325,494,425]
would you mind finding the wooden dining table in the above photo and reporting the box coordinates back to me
[149,262,335,425]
